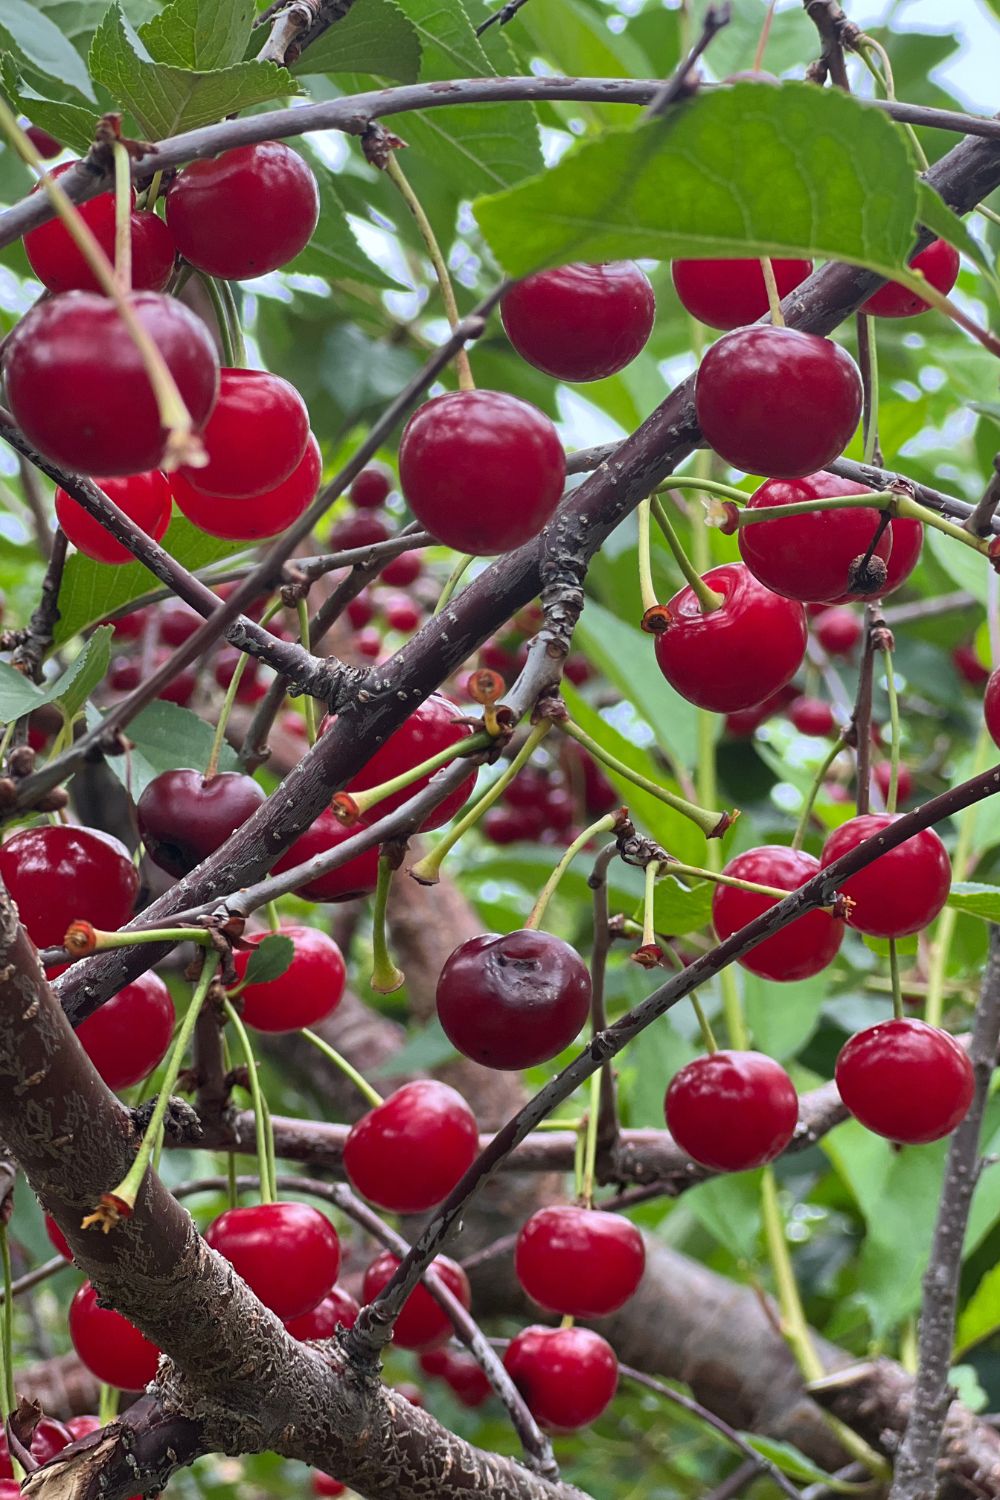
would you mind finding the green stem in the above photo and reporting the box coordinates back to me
[580,1068,601,1208]
[880,641,901,815]
[197,274,236,368]
[665,861,790,901]
[760,256,784,325]
[0,1225,14,1421]
[98,1384,120,1426]
[259,1093,278,1204]
[926,725,989,1026]
[300,1028,384,1110]
[637,498,659,615]
[861,315,880,465]
[266,901,281,934]
[897,494,992,557]
[223,997,275,1204]
[370,854,405,994]
[112,141,132,295]
[226,1148,238,1209]
[433,552,474,615]
[347,731,492,820]
[83,926,216,953]
[791,736,849,852]
[296,599,318,747]
[558,720,726,838]
[217,278,247,366]
[649,496,724,612]
[525,815,618,931]
[736,494,890,526]
[690,993,718,1053]
[641,859,661,948]
[889,939,904,1020]
[654,475,752,506]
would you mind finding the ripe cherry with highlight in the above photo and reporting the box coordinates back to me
[501,262,655,381]
[515,1206,645,1317]
[836,1018,974,1143]
[343,1080,478,1214]
[711,847,843,983]
[665,1051,799,1172]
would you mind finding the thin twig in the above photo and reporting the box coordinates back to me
[803,0,858,90]
[645,5,732,119]
[963,455,1000,538]
[588,845,620,1173]
[476,0,533,37]
[847,603,881,815]
[10,530,67,685]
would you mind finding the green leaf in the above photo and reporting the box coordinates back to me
[371,1018,457,1076]
[0,626,112,723]
[742,970,826,1061]
[241,933,295,988]
[0,0,94,99]
[646,873,714,936]
[0,55,99,152]
[686,1171,762,1258]
[140,0,255,71]
[742,1435,870,1492]
[292,0,420,84]
[946,881,1000,921]
[99,699,239,801]
[0,665,48,722]
[924,526,989,607]
[287,158,398,288]
[474,82,920,278]
[956,1259,1000,1355]
[916,180,1000,297]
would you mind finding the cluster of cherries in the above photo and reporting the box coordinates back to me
[480,743,618,848]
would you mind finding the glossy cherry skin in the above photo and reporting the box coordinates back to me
[177,369,310,498]
[55,471,173,563]
[504,1325,618,1431]
[172,433,321,540]
[984,667,1000,750]
[340,693,477,832]
[666,1051,798,1172]
[0,824,138,950]
[0,1417,73,1479]
[312,1476,347,1497]
[653,563,807,713]
[68,1281,161,1389]
[166,141,319,280]
[437,929,591,1070]
[671,257,812,330]
[695,326,863,478]
[789,696,836,738]
[439,1350,493,1407]
[24,165,175,294]
[399,390,566,555]
[381,550,423,588]
[45,1213,72,1260]
[205,1202,340,1320]
[881,516,924,596]
[738,472,891,602]
[861,238,960,319]
[231,924,346,1033]
[814,606,862,657]
[873,760,914,805]
[515,1206,645,1317]
[271,808,380,903]
[285,1285,360,1339]
[137,768,266,877]
[836,1019,974,1143]
[820,814,951,938]
[501,262,655,381]
[329,512,390,550]
[711,847,843,983]
[363,1252,471,1351]
[343,1080,479,1214]
[351,463,393,508]
[76,970,174,1091]
[4,290,219,476]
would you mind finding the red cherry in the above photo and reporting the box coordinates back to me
[881,516,923,596]
[515,1206,645,1317]
[128,211,177,292]
[24,124,62,158]
[339,693,477,832]
[159,600,202,646]
[109,651,197,705]
[382,593,421,633]
[436,929,591,1070]
[343,1080,478,1214]
[213,647,265,703]
[166,142,319,280]
[77,970,174,1091]
[695,326,862,478]
[285,1285,360,1339]
[68,1281,161,1389]
[4,290,219,476]
[55,471,173,563]
[671,257,812,330]
[381,550,422,587]
[231,924,345,1033]
[955,641,990,686]
[985,667,1000,749]
[738,472,891,602]
[205,1202,340,1320]
[176,369,309,499]
[820,814,951,938]
[563,655,593,686]
[137,769,265,877]
[788,696,836,737]
[500,262,655,381]
[0,1415,74,1479]
[173,431,321,542]
[350,463,393,509]
[354,626,383,660]
[724,683,799,737]
[481,808,535,845]
[312,1475,346,1497]
[45,1214,72,1261]
[814,606,862,657]
[346,591,374,628]
[503,1325,617,1430]
[361,1251,470,1351]
[666,1051,798,1172]
[24,165,174,294]
[861,239,960,319]
[65,1415,103,1440]
[440,1351,493,1407]
[399,390,566,555]
[873,761,914,805]
[653,563,807,713]
[329,512,390,550]
[394,1383,425,1408]
[711,847,843,982]
[0,824,138,950]
[836,1019,974,1143]
[271,808,380,903]
[110,607,150,641]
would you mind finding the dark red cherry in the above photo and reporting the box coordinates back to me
[873,760,914,805]
[355,627,382,659]
[398,390,566,555]
[45,1214,72,1261]
[814,606,862,657]
[515,1206,645,1317]
[231,924,345,1033]
[362,1251,470,1351]
[176,368,309,499]
[955,641,990,686]
[285,1285,359,1339]
[820,814,951,938]
[343,1080,479,1213]
[24,124,62,158]
[205,1202,340,1320]
[788,696,836,738]
[671,257,812,330]
[312,1475,347,1497]
[159,600,202,646]
[4,290,219,476]
[695,326,862,478]
[984,667,1000,749]
[68,1281,161,1389]
[340,693,477,832]
[481,808,535,845]
[436,929,591,1070]
[137,769,265,877]
[350,463,393,509]
[329,512,390,550]
[109,651,196,705]
[382,593,421,633]
[665,1051,798,1172]
[738,471,891,602]
[0,1416,74,1478]
[724,683,798,737]
[0,824,138,950]
[503,1325,618,1430]
[166,141,319,280]
[381,550,423,587]
[500,262,655,381]
[440,1351,493,1407]
[24,165,173,295]
[55,471,173,563]
[271,808,380,903]
[77,970,174,1091]
[711,847,843,982]
[110,606,150,641]
[836,1018,973,1143]
[128,211,176,292]
[861,239,960,319]
[653,562,807,713]
[213,647,265,703]
[346,591,375,629]
[173,432,320,538]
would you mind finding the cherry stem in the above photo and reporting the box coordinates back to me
[760,257,785,326]
[889,939,905,1020]
[142,170,163,212]
[112,141,132,295]
[637,497,660,616]
[664,860,787,901]
[259,1093,279,1207]
[349,730,493,822]
[265,901,281,934]
[97,1384,119,1426]
[896,271,1000,360]
[649,496,724,612]
[690,993,718,1054]
[295,600,318,746]
[878,638,902,815]
[76,926,216,953]
[433,552,475,615]
[558,719,729,838]
[524,815,619,932]
[300,1027,384,1110]
[753,0,778,70]
[641,859,661,949]
[859,314,881,465]
[198,274,237,368]
[370,854,405,994]
[0,1225,14,1433]
[735,493,890,525]
[217,278,247,366]
[579,1069,601,1209]
[207,596,283,780]
[656,475,751,506]
[223,996,276,1204]
[791,735,849,852]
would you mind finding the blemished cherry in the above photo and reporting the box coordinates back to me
[173,434,320,541]
[955,641,990,685]
[68,1281,161,1389]
[671,257,812,330]
[861,238,961,319]
[205,1202,340,1320]
[814,606,862,657]
[45,1214,72,1261]
[399,390,566,555]
[343,1080,478,1214]
[271,808,380,903]
[820,813,951,938]
[231,924,346,1033]
[0,824,139,950]
[711,847,843,983]
[137,768,265,877]
[329,512,390,550]
[738,471,891,602]
[515,1206,645,1317]
[351,463,393,509]
[77,970,174,1091]
[695,326,863,478]
[504,1325,618,1431]
[836,1018,974,1143]
[285,1285,360,1340]
[24,165,174,294]
[873,760,914,805]
[362,1251,471,1351]
[984,667,1000,749]
[500,262,655,381]
[177,369,310,499]
[789,696,836,738]
[4,290,219,476]
[437,929,591,1069]
[166,141,319,280]
[381,550,423,587]
[666,1051,798,1172]
[55,471,173,564]
[340,692,477,831]
[653,562,807,713]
